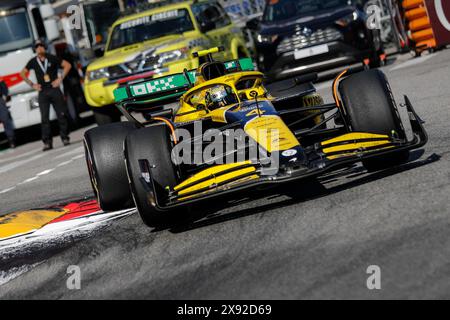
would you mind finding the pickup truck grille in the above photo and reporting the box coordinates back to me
[107,55,161,80]
[141,55,160,70]
[277,27,342,55]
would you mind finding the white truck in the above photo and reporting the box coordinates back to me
[0,0,88,139]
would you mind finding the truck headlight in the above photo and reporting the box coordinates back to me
[157,48,188,65]
[87,68,110,81]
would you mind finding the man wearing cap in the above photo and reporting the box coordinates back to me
[20,40,72,151]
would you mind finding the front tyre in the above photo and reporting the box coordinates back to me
[339,69,409,171]
[125,124,185,227]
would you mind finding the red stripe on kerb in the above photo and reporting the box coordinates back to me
[49,200,101,223]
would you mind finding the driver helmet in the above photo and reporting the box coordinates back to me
[205,85,237,110]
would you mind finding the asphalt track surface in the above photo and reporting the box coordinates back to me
[0,50,449,299]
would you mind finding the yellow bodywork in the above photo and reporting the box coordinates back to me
[170,132,396,199]
[244,115,299,152]
[321,133,394,160]
[84,1,249,108]
[164,53,389,199]
[174,161,258,199]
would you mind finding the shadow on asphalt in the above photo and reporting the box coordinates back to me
[166,150,440,234]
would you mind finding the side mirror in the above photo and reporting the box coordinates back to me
[245,18,260,31]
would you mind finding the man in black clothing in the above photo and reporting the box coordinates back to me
[0,80,15,148]
[21,40,72,151]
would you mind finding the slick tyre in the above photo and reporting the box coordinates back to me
[84,122,137,211]
[339,69,409,171]
[125,124,184,227]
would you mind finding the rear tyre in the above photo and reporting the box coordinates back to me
[84,122,137,211]
[339,69,409,171]
[125,124,184,227]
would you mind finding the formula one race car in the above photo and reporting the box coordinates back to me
[84,47,427,227]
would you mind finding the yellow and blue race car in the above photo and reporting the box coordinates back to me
[84,47,427,227]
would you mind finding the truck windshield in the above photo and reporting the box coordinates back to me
[83,0,122,47]
[0,8,34,54]
[263,0,352,22]
[107,8,194,51]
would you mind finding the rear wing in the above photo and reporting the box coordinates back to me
[113,57,255,107]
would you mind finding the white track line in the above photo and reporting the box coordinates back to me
[56,160,73,167]
[71,154,84,160]
[0,148,42,165]
[0,186,16,194]
[0,153,47,175]
[54,146,84,159]
[0,154,85,195]
[18,177,39,185]
[36,169,54,176]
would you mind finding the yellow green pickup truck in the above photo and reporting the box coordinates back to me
[84,0,250,124]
